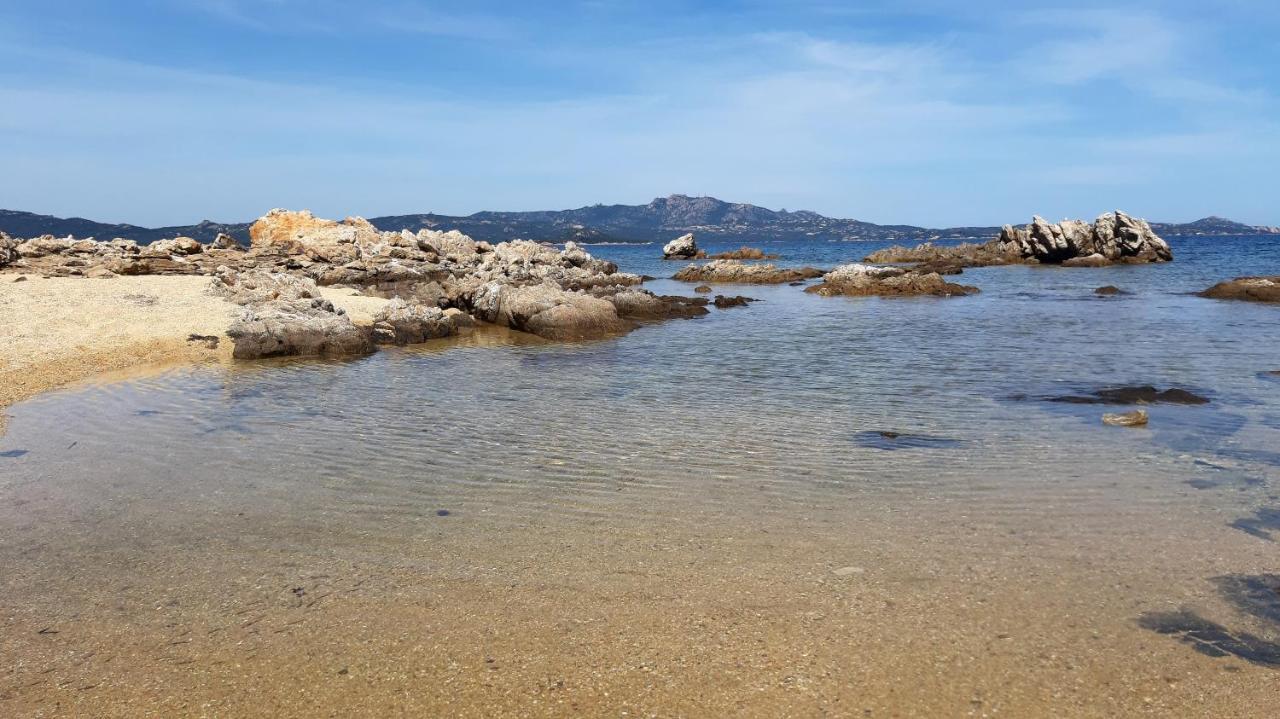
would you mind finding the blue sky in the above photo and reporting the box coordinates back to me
[1,1,1277,226]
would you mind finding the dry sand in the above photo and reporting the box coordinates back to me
[0,274,389,435]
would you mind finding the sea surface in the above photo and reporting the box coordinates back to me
[2,235,1279,716]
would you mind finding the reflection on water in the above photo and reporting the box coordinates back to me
[2,235,1280,714]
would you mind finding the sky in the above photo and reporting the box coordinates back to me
[1,0,1277,227]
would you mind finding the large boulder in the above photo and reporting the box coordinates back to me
[471,281,628,340]
[210,233,242,250]
[0,232,16,267]
[673,260,825,284]
[227,298,373,359]
[370,299,468,345]
[805,263,979,297]
[662,233,702,260]
[141,236,203,258]
[1199,276,1280,303]
[248,209,379,264]
[16,235,75,258]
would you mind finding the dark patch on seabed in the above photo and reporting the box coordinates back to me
[1229,507,1280,541]
[0,449,29,458]
[852,430,962,451]
[1139,574,1280,667]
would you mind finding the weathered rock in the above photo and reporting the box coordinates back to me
[1199,276,1280,304]
[227,298,373,359]
[370,299,465,345]
[706,247,778,260]
[210,233,242,250]
[0,232,17,268]
[249,209,381,265]
[471,281,628,340]
[693,285,712,293]
[605,289,709,321]
[141,236,203,258]
[713,295,755,308]
[805,264,979,298]
[674,260,825,284]
[870,211,1171,268]
[210,268,320,305]
[662,233,702,260]
[1094,285,1127,296]
[1103,409,1149,427]
[16,235,75,258]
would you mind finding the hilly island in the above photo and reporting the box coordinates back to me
[3,194,1276,246]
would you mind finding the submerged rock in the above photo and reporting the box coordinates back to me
[1045,386,1209,405]
[805,263,979,298]
[1199,276,1280,303]
[1094,285,1127,296]
[227,298,373,359]
[693,285,712,293]
[661,233,702,260]
[673,260,825,284]
[1102,409,1149,427]
[713,295,755,309]
[605,289,709,321]
[706,247,778,260]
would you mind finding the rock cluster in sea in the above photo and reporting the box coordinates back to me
[866,211,1172,268]
[1199,276,1280,303]
[673,260,825,284]
[804,263,979,298]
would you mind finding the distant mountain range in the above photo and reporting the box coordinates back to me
[3,196,1277,246]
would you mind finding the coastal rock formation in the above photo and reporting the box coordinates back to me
[1199,276,1280,303]
[605,289,710,321]
[662,233,702,260]
[371,299,466,345]
[472,281,627,340]
[805,264,979,298]
[227,298,373,359]
[210,268,320,305]
[713,295,756,308]
[211,233,242,250]
[866,211,1172,268]
[0,232,16,268]
[141,236,203,258]
[673,260,825,284]
[706,247,778,260]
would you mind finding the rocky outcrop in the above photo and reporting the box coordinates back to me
[1102,410,1149,427]
[210,267,321,305]
[662,233,702,260]
[866,211,1171,268]
[227,298,373,359]
[706,247,778,260]
[370,299,469,345]
[0,232,16,268]
[996,212,1171,264]
[211,233,242,250]
[713,295,756,309]
[1199,276,1280,303]
[141,236,203,258]
[805,264,979,298]
[471,281,628,340]
[673,260,825,284]
[604,289,709,321]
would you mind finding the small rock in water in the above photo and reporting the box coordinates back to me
[1094,285,1126,296]
[436,509,451,517]
[713,295,755,309]
[1103,409,1149,427]
[832,566,865,577]
[693,285,712,293]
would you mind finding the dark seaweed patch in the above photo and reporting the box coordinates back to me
[1138,610,1280,666]
[1139,574,1280,667]
[0,449,29,458]
[852,431,962,451]
[1229,507,1280,541]
[1044,386,1210,405]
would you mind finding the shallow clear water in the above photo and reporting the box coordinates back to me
[2,235,1280,715]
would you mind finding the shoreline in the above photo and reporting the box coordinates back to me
[0,274,393,437]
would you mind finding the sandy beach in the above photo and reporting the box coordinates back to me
[0,275,387,435]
